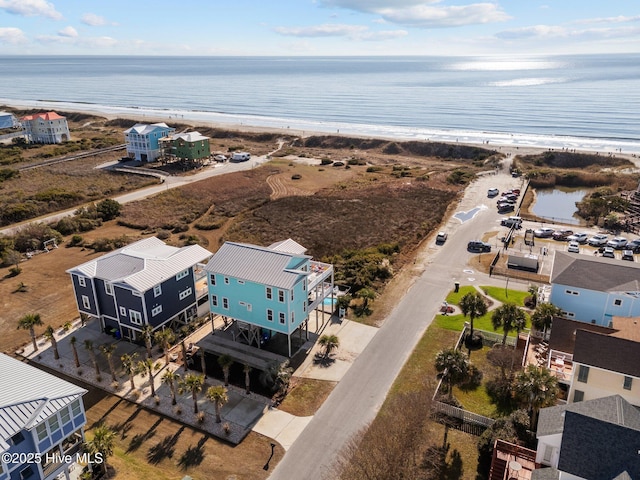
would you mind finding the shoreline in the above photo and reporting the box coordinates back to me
[3,98,640,161]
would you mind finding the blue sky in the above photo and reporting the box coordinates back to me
[1,0,639,56]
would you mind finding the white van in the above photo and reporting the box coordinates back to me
[501,216,522,228]
[231,152,251,162]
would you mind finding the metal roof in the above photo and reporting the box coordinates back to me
[0,354,86,451]
[172,131,210,143]
[67,237,212,292]
[124,122,173,135]
[551,251,640,292]
[204,241,310,289]
[269,238,308,255]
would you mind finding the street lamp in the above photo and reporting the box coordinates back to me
[263,443,276,471]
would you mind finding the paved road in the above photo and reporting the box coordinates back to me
[0,148,279,237]
[268,166,530,479]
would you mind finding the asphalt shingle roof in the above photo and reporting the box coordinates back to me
[572,329,640,378]
[551,251,640,292]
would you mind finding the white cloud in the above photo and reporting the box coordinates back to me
[573,15,640,25]
[58,26,78,38]
[35,34,118,49]
[320,0,434,10]
[378,3,511,27]
[275,24,368,37]
[0,27,27,44]
[0,0,62,20]
[360,29,408,40]
[495,23,640,42]
[81,13,108,26]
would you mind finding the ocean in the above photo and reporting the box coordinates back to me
[1,54,639,153]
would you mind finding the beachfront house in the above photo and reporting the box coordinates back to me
[20,112,70,144]
[0,353,88,480]
[204,239,334,357]
[66,237,212,342]
[534,395,640,478]
[123,122,175,162]
[163,131,211,163]
[549,251,640,326]
[0,111,19,131]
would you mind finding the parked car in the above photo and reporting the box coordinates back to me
[511,189,521,195]
[567,241,580,253]
[497,204,515,213]
[467,240,491,253]
[602,247,615,258]
[436,232,448,244]
[566,232,589,244]
[213,154,227,162]
[497,197,516,205]
[533,227,555,238]
[607,236,628,250]
[552,229,574,241]
[622,250,635,261]
[487,188,499,197]
[625,239,640,253]
[501,216,523,229]
[587,234,609,247]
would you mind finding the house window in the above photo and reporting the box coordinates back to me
[247,303,252,312]
[60,407,71,425]
[11,431,25,445]
[291,290,294,301]
[105,283,113,295]
[267,309,273,322]
[152,305,163,316]
[82,295,90,309]
[565,289,579,296]
[577,365,590,383]
[573,390,584,402]
[130,310,142,325]
[224,277,229,285]
[222,298,229,309]
[543,445,554,463]
[47,415,60,433]
[210,274,216,286]
[78,276,86,287]
[154,285,162,297]
[266,287,273,300]
[303,302,307,313]
[71,400,81,417]
[179,287,192,300]
[614,299,622,306]
[176,269,189,281]
[624,376,633,390]
[20,466,34,480]
[119,307,126,317]
[291,312,295,323]
[279,312,285,324]
[238,280,245,285]
[278,290,285,303]
[36,423,48,441]
[211,295,218,307]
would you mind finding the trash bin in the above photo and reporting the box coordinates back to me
[454,282,460,293]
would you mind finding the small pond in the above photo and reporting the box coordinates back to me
[530,187,591,225]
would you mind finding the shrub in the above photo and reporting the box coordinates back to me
[320,158,333,165]
[223,422,231,435]
[291,174,302,180]
[69,235,83,246]
[96,198,122,220]
[156,229,171,240]
[366,166,383,173]
[333,161,345,167]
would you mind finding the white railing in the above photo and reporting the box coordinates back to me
[432,401,495,428]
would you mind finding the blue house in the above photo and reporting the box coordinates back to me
[549,251,640,326]
[0,354,88,480]
[204,239,334,356]
[66,237,212,342]
[124,122,175,162]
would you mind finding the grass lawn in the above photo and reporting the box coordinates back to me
[452,346,502,418]
[481,285,530,307]
[278,378,337,417]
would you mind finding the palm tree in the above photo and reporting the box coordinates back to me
[154,328,176,365]
[531,303,562,336]
[162,369,180,405]
[100,343,118,383]
[17,313,43,352]
[527,285,539,308]
[434,347,470,399]
[86,424,115,476]
[120,352,139,390]
[84,339,100,377]
[178,373,204,414]
[459,291,487,341]
[218,354,233,387]
[491,303,527,345]
[243,363,252,395]
[43,325,59,360]
[70,336,80,368]
[318,334,340,359]
[136,358,160,397]
[356,287,376,315]
[141,324,154,359]
[206,385,228,423]
[512,364,559,429]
